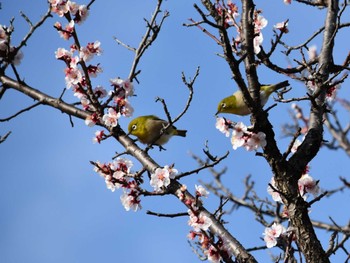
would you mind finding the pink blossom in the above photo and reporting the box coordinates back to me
[215,117,232,137]
[80,96,92,111]
[102,107,120,127]
[207,245,222,263]
[64,66,83,89]
[93,130,104,144]
[326,85,337,102]
[110,77,134,97]
[291,139,302,153]
[85,113,99,127]
[75,5,89,24]
[9,47,24,65]
[0,24,7,41]
[55,47,73,62]
[232,122,247,137]
[245,131,267,151]
[150,167,173,192]
[79,41,102,61]
[274,21,289,33]
[267,177,282,203]
[188,210,212,231]
[231,134,245,150]
[58,20,75,40]
[50,0,69,17]
[284,0,292,4]
[231,122,248,150]
[115,98,134,117]
[87,64,103,77]
[105,175,117,192]
[120,190,142,212]
[308,45,317,60]
[93,85,107,98]
[298,174,319,198]
[195,185,209,198]
[164,165,178,178]
[73,86,85,99]
[253,33,263,54]
[112,158,133,174]
[227,1,239,18]
[254,15,268,32]
[263,222,287,248]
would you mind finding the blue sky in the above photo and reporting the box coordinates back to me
[1,1,349,262]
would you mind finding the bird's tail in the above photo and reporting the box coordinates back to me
[264,80,290,94]
[175,130,187,137]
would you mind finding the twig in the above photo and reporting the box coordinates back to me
[282,127,302,160]
[0,101,42,122]
[127,0,169,81]
[0,131,11,144]
[146,210,188,218]
[176,151,229,179]
[308,191,328,206]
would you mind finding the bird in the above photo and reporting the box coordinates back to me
[128,115,187,146]
[216,80,289,116]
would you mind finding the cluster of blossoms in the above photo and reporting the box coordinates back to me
[216,1,240,28]
[0,24,24,65]
[94,158,142,211]
[303,45,338,103]
[265,166,319,247]
[150,165,178,192]
[184,185,230,263]
[175,184,232,262]
[49,0,89,24]
[188,232,231,263]
[216,118,267,151]
[307,79,338,103]
[51,1,134,135]
[215,2,267,54]
[268,172,320,204]
[263,222,287,248]
[274,20,289,34]
[55,44,103,90]
[252,10,268,54]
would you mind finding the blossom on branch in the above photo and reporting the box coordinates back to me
[195,184,209,198]
[120,189,142,212]
[93,85,107,98]
[274,21,289,33]
[298,173,320,198]
[215,117,232,137]
[263,222,287,248]
[267,177,283,203]
[188,209,212,232]
[110,77,134,98]
[102,107,120,127]
[245,131,267,151]
[92,130,104,144]
[80,41,102,62]
[150,166,178,192]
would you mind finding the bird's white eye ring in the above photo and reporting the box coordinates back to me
[221,103,226,108]
[132,124,137,130]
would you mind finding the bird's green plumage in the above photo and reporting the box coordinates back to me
[216,81,289,116]
[128,115,187,145]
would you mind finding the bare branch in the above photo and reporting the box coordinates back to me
[0,131,11,144]
[0,101,42,122]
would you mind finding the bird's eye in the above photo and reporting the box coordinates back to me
[132,124,137,130]
[221,103,226,108]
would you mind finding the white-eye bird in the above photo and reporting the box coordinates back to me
[216,80,289,115]
[128,115,187,146]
